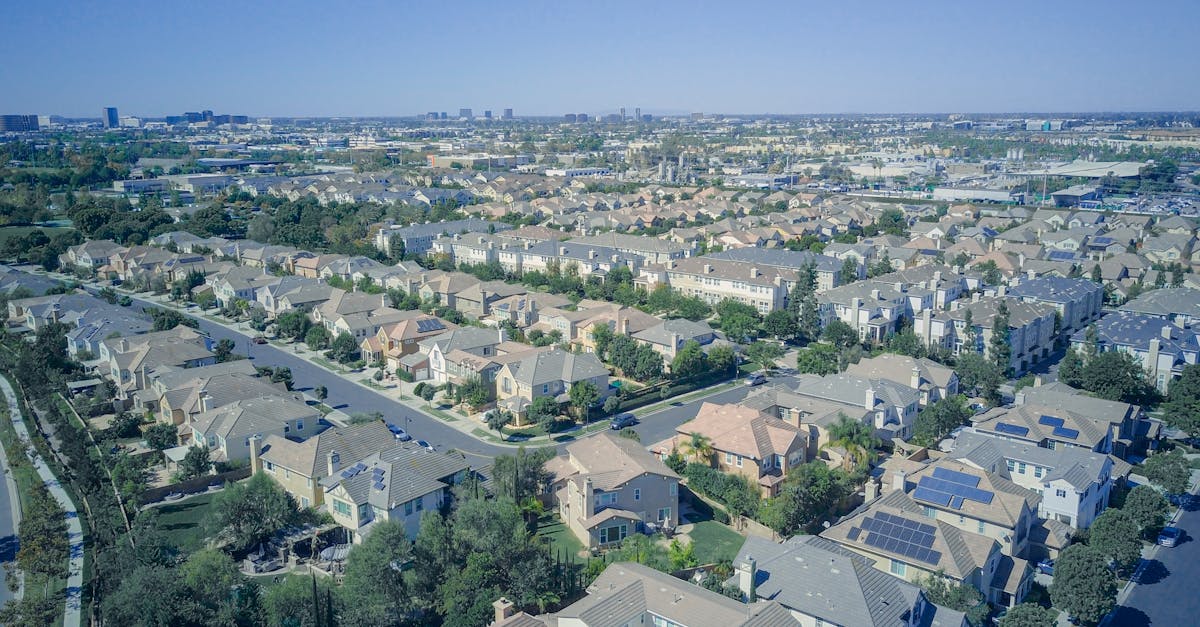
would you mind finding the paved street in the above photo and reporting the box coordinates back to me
[1105,491,1200,626]
[0,425,21,607]
[630,378,797,448]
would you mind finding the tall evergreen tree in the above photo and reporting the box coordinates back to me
[990,302,1012,376]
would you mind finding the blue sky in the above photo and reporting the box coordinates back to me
[2,0,1196,118]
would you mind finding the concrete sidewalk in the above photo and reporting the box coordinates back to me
[0,375,83,627]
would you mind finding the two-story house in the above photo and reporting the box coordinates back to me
[545,432,680,549]
[188,395,321,463]
[650,402,806,497]
[495,348,610,422]
[845,353,959,408]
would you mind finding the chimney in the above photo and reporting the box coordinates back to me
[1014,391,1026,405]
[934,270,943,283]
[1027,269,1037,280]
[559,246,567,255]
[119,338,129,352]
[997,285,1007,297]
[671,332,680,349]
[381,293,388,308]
[199,391,211,413]
[703,263,713,274]
[621,317,630,335]
[667,259,676,269]
[583,478,595,518]
[750,266,759,278]
[327,450,341,476]
[851,297,863,330]
[1162,326,1173,340]
[492,598,516,624]
[865,388,876,411]
[589,249,597,260]
[1034,375,1044,387]
[249,435,263,473]
[870,288,881,300]
[736,558,757,602]
[864,477,880,500]
[972,293,980,303]
[892,469,907,492]
[910,367,921,390]
[498,326,507,343]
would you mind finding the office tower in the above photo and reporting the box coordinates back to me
[502,108,513,120]
[564,113,577,123]
[635,107,641,121]
[440,112,448,119]
[620,107,626,121]
[202,110,214,122]
[427,112,439,121]
[484,110,492,119]
[102,107,119,128]
[459,108,472,118]
[577,113,589,122]
[0,115,39,132]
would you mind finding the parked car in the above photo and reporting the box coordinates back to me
[416,440,435,452]
[610,413,638,430]
[745,373,766,386]
[1158,526,1182,547]
[1036,559,1054,575]
[386,423,412,441]
[252,336,268,344]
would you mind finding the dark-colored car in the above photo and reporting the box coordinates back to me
[1036,559,1054,575]
[416,440,435,452]
[1158,526,1182,547]
[252,336,268,344]
[610,413,638,430]
[745,373,767,386]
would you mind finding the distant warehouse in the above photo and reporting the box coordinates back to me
[727,173,799,189]
[932,187,1024,204]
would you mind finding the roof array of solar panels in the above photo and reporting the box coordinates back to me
[415,318,446,333]
[853,512,942,565]
[1039,415,1079,440]
[994,422,1030,437]
[913,467,995,510]
[340,462,369,480]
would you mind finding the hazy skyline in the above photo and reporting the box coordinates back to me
[2,0,1197,118]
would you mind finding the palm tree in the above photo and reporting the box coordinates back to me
[680,432,714,465]
[821,414,879,472]
[533,590,561,614]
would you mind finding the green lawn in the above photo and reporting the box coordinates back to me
[155,492,217,553]
[687,521,746,565]
[536,514,588,564]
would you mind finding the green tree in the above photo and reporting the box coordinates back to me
[486,409,511,441]
[341,519,415,624]
[315,385,327,401]
[911,395,971,447]
[998,603,1057,627]
[143,422,178,450]
[328,331,360,364]
[1142,449,1190,495]
[796,343,841,375]
[763,461,852,535]
[822,319,860,348]
[955,352,1003,405]
[840,257,859,284]
[264,574,335,627]
[763,310,797,341]
[670,340,707,379]
[148,307,199,331]
[568,380,599,422]
[1164,364,1200,437]
[745,341,784,371]
[990,301,1012,375]
[590,323,614,360]
[822,414,879,472]
[668,539,698,570]
[179,548,256,622]
[680,432,714,464]
[179,445,212,480]
[1058,347,1085,388]
[15,481,69,593]
[529,396,561,431]
[490,447,554,503]
[1080,350,1156,404]
[304,325,330,350]
[1122,484,1169,535]
[1088,509,1142,574]
[917,571,989,627]
[275,310,311,341]
[213,337,237,362]
[207,472,297,551]
[1050,544,1116,625]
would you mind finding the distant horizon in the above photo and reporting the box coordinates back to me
[3,0,1197,117]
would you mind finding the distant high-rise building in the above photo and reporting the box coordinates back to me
[202,110,214,122]
[0,115,39,132]
[620,107,626,121]
[459,108,473,119]
[184,111,202,123]
[484,110,492,119]
[691,112,703,121]
[635,107,641,121]
[564,113,578,123]
[102,107,119,129]
[577,113,589,122]
[502,108,513,120]
[426,112,439,121]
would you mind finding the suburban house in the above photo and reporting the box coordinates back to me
[255,276,335,318]
[948,431,1117,530]
[1005,277,1104,337]
[822,489,1029,608]
[631,318,726,365]
[1118,287,1200,329]
[788,373,920,441]
[729,535,968,627]
[1017,382,1151,459]
[1072,311,1199,393]
[819,282,908,343]
[210,266,280,307]
[187,395,322,462]
[421,327,507,384]
[972,402,1115,456]
[252,421,412,509]
[650,402,807,497]
[741,384,873,463]
[98,326,217,407]
[318,442,471,541]
[494,348,610,420]
[490,561,801,627]
[916,296,1057,376]
[154,363,291,426]
[65,312,154,358]
[59,239,127,272]
[363,315,457,372]
[845,354,959,407]
[544,432,680,549]
[890,459,1040,560]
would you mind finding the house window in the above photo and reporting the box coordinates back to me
[634,488,641,501]
[922,506,936,519]
[332,499,352,517]
[300,497,309,508]
[1007,460,1016,472]
[1034,466,1043,478]
[657,507,672,522]
[669,483,677,496]
[1056,489,1067,498]
[725,452,733,464]
[977,520,986,534]
[1018,462,1027,474]
[265,462,275,473]
[503,378,512,394]
[416,498,423,512]
[598,524,628,544]
[890,559,907,576]
[297,419,304,431]
[736,455,743,468]
[542,383,549,395]
[405,501,414,516]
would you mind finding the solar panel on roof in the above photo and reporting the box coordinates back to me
[847,527,861,541]
[1093,236,1113,245]
[373,481,386,490]
[1053,426,1080,440]
[341,469,354,479]
[995,422,1030,437]
[1038,415,1065,427]
[951,496,964,509]
[933,467,982,487]
[913,486,953,506]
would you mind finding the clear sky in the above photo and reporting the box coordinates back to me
[2,0,1197,118]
